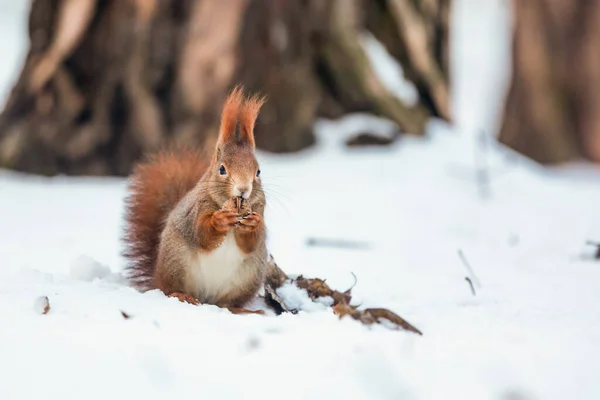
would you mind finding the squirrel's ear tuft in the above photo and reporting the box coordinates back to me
[217,85,266,150]
[238,93,266,150]
[218,85,244,146]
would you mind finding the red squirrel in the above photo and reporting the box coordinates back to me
[122,86,268,313]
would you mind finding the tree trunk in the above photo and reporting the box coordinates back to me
[499,1,600,164]
[0,0,451,176]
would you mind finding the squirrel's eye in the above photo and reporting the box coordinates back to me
[256,169,261,177]
[219,165,226,175]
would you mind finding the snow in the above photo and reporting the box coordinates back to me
[275,282,332,312]
[1,1,600,400]
[33,295,50,315]
[69,255,124,283]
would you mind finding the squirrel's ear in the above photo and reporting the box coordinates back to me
[217,85,265,150]
[238,93,266,150]
[218,85,244,147]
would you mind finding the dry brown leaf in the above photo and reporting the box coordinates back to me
[332,290,352,305]
[332,301,359,318]
[363,308,423,335]
[295,275,353,305]
[333,303,422,335]
[294,276,333,298]
[262,254,423,335]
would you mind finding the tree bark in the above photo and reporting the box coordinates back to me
[499,1,600,164]
[0,0,452,176]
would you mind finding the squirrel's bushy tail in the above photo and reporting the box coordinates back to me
[122,147,209,291]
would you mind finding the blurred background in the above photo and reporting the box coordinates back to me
[1,0,598,176]
[0,0,513,175]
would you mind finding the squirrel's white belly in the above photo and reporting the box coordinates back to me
[185,231,246,303]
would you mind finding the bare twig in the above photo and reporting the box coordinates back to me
[344,272,358,294]
[306,237,371,250]
[465,277,476,296]
[585,240,600,259]
[458,249,481,288]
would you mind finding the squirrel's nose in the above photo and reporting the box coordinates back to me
[234,185,252,199]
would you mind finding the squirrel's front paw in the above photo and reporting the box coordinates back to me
[168,292,200,305]
[210,210,239,232]
[236,212,261,232]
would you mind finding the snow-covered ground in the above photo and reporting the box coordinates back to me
[2,1,600,399]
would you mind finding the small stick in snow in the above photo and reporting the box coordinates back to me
[120,310,131,319]
[305,237,371,250]
[458,249,481,288]
[465,277,476,296]
[585,240,600,259]
[344,272,358,294]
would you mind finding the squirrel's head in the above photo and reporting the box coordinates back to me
[209,86,266,205]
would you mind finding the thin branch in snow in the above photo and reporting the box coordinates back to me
[585,240,600,259]
[344,272,358,294]
[306,237,371,250]
[465,277,476,296]
[458,249,482,288]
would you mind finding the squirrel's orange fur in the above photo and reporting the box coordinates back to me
[122,147,209,291]
[122,86,267,309]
